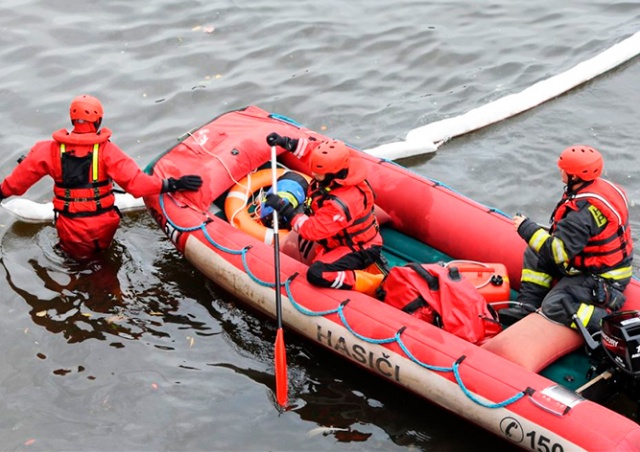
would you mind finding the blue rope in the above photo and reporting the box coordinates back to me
[395,332,454,373]
[452,361,526,408]
[158,192,526,411]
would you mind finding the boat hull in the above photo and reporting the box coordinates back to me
[144,105,640,451]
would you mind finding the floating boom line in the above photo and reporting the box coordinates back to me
[4,31,640,223]
[364,30,640,160]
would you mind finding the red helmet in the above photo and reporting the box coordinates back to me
[69,94,103,123]
[557,145,603,181]
[309,140,350,175]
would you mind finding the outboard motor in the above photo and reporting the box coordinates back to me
[598,311,640,411]
[601,310,640,376]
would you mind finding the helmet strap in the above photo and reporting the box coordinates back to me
[566,175,593,194]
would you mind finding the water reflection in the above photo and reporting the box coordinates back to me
[0,218,504,449]
[205,294,376,443]
[0,219,185,346]
[203,282,502,450]
[289,346,513,451]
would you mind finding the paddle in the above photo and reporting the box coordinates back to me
[270,145,288,408]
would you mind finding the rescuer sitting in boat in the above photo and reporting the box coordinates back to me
[503,145,633,334]
[0,94,203,260]
[264,133,385,296]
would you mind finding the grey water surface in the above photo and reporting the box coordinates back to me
[0,1,639,450]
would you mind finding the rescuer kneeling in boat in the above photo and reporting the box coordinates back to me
[264,132,385,296]
[503,145,633,334]
[0,94,203,260]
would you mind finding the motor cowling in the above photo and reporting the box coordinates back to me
[601,310,640,376]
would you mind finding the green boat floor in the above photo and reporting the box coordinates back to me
[381,227,451,267]
[539,351,591,391]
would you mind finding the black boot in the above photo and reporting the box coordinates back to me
[499,303,537,326]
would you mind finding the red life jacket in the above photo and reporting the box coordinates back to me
[306,179,380,251]
[51,128,116,218]
[378,262,501,344]
[551,178,632,272]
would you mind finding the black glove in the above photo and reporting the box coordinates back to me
[163,175,203,193]
[593,277,626,311]
[265,193,299,220]
[266,132,298,153]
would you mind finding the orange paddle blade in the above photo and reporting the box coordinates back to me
[275,328,288,407]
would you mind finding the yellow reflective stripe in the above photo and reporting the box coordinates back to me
[278,191,298,208]
[521,268,552,288]
[92,143,99,182]
[528,229,569,265]
[551,237,569,265]
[600,266,634,280]
[528,229,549,252]
[571,303,595,330]
[59,143,70,210]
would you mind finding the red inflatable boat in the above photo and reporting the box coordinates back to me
[143,105,640,451]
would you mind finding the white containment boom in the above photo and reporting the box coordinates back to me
[364,30,640,160]
[1,193,145,224]
[5,31,640,222]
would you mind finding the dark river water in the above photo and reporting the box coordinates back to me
[1,1,639,450]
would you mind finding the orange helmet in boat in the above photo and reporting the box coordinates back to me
[309,140,350,176]
[69,94,104,129]
[557,145,603,181]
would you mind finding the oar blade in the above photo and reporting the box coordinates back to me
[275,327,288,407]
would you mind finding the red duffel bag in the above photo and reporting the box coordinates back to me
[377,262,502,344]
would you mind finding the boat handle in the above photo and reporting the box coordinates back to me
[526,391,571,417]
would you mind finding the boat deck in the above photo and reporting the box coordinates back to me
[380,225,592,392]
[207,161,595,393]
